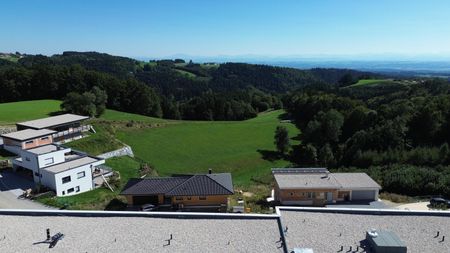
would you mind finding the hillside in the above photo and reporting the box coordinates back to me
[0,100,298,187]
[0,51,379,121]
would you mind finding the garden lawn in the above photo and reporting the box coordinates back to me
[116,110,299,186]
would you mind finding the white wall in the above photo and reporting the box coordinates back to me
[37,149,68,168]
[52,160,105,197]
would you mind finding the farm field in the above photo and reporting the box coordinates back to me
[116,110,298,186]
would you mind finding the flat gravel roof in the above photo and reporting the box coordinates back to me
[281,210,450,253]
[0,215,283,252]
[17,114,88,129]
[25,144,69,155]
[1,129,56,141]
[43,156,101,173]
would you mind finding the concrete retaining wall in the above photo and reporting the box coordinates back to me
[98,145,134,159]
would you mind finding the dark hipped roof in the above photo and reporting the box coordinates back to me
[121,173,234,196]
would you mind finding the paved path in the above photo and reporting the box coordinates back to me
[0,171,53,209]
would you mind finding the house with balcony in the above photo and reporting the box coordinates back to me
[273,168,381,206]
[16,113,90,143]
[12,144,107,196]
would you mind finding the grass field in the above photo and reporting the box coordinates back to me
[116,110,299,186]
[1,100,299,210]
[0,100,61,125]
[348,79,398,87]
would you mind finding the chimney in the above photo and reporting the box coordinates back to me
[208,168,212,174]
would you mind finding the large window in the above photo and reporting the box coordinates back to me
[62,176,71,184]
[77,171,85,179]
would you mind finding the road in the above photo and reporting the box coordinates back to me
[0,171,53,209]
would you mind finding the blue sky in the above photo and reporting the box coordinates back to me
[1,0,450,60]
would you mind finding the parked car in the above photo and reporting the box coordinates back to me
[141,204,157,211]
[430,197,450,207]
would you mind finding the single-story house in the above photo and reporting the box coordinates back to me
[121,172,234,211]
[273,168,381,206]
[16,113,90,142]
[1,129,56,154]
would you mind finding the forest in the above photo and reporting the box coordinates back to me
[284,78,450,197]
[0,52,371,120]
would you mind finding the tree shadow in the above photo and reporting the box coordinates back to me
[277,112,290,121]
[47,110,66,117]
[257,149,283,162]
[104,198,127,211]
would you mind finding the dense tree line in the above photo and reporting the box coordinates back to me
[284,79,450,197]
[1,52,366,120]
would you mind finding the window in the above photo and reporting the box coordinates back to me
[75,186,80,192]
[199,196,207,200]
[25,140,33,144]
[77,171,85,179]
[307,192,316,199]
[34,172,42,178]
[187,197,192,200]
[176,197,183,200]
[62,176,71,184]
[62,191,65,196]
[290,192,294,196]
[67,188,74,193]
[25,157,30,161]
[41,136,49,141]
[44,157,54,165]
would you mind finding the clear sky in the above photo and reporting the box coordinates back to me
[1,0,450,60]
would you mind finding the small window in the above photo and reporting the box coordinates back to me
[62,191,65,196]
[175,196,183,200]
[75,186,80,192]
[41,136,49,141]
[67,188,74,193]
[199,196,207,200]
[187,197,192,200]
[25,140,33,144]
[44,157,54,165]
[290,192,294,196]
[25,157,31,161]
[77,171,85,179]
[62,176,71,184]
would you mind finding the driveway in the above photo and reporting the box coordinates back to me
[0,170,53,209]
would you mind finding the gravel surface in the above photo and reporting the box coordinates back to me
[0,215,283,253]
[281,210,450,253]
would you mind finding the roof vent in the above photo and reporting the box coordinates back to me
[368,229,378,238]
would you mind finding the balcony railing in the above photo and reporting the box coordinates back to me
[52,125,91,138]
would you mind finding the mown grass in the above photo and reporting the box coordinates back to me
[348,79,395,87]
[0,100,61,125]
[36,156,141,210]
[116,110,299,186]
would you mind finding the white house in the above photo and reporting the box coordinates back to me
[12,144,105,196]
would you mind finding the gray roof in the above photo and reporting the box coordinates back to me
[43,156,102,173]
[0,213,283,252]
[121,173,234,196]
[1,129,56,141]
[274,170,381,190]
[25,144,69,155]
[16,113,89,129]
[272,168,328,174]
[274,173,341,189]
[333,173,381,189]
[281,209,450,253]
